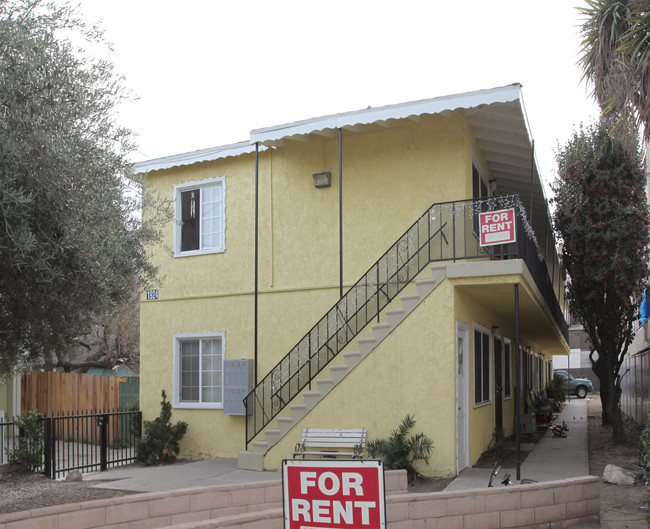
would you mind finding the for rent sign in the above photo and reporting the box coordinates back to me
[479,208,516,247]
[282,459,386,529]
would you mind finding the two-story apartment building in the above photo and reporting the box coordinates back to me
[135,83,569,478]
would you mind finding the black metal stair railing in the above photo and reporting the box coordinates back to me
[244,193,564,446]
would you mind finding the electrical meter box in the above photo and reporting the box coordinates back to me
[223,359,254,415]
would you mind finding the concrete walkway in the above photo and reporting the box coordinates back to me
[445,396,590,490]
[86,397,591,494]
[84,456,280,492]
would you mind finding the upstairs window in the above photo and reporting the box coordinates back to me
[174,176,225,256]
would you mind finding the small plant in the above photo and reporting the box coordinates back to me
[6,407,44,471]
[366,414,433,484]
[545,373,567,404]
[135,390,188,466]
[485,428,512,461]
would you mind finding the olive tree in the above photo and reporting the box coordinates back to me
[0,0,169,374]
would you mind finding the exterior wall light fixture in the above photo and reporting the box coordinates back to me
[312,171,332,188]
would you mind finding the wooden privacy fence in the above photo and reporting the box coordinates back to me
[22,372,119,415]
[21,372,122,443]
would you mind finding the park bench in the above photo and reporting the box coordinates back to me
[292,428,367,459]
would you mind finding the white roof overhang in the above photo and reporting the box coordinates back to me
[133,141,258,174]
[134,84,550,237]
[248,83,550,237]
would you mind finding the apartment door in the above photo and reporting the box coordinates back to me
[456,322,470,473]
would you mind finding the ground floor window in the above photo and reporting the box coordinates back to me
[474,325,491,405]
[173,332,224,409]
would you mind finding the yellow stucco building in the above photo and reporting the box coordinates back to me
[136,84,569,478]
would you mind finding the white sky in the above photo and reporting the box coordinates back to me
[71,0,600,188]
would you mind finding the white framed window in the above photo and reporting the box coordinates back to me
[473,324,491,406]
[172,331,225,409]
[173,176,226,257]
[503,338,512,399]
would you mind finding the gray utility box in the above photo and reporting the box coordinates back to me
[224,359,254,415]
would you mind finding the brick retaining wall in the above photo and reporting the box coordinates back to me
[0,471,599,529]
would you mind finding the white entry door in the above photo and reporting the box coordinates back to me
[456,322,470,473]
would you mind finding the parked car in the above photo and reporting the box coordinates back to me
[553,370,593,399]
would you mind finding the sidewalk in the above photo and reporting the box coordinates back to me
[84,456,280,492]
[444,396,590,490]
[86,397,590,494]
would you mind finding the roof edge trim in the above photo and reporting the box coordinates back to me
[133,141,258,174]
[250,83,523,144]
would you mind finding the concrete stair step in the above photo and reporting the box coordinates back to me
[316,378,334,394]
[344,350,362,368]
[302,390,321,407]
[264,429,282,444]
[329,364,349,383]
[251,440,268,454]
[276,416,295,434]
[358,337,377,354]
[386,308,406,326]
[290,403,308,421]
[238,450,264,471]
[400,294,421,312]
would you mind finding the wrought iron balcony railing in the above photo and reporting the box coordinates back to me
[244,194,566,445]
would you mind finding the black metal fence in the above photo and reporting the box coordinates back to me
[244,194,567,445]
[0,409,141,479]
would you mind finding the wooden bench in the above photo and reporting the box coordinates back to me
[292,428,367,459]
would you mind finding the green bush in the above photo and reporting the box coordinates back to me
[136,390,188,466]
[366,415,433,484]
[6,407,44,471]
[545,373,567,404]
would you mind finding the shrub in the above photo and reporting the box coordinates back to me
[136,390,188,466]
[366,414,433,484]
[6,407,44,471]
[545,373,567,404]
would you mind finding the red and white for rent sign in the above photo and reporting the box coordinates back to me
[479,208,517,247]
[282,459,386,529]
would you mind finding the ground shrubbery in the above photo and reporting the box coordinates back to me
[136,390,188,466]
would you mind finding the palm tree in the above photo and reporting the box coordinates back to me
[578,0,650,140]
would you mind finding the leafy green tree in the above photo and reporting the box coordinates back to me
[552,120,650,441]
[0,0,169,374]
[579,0,650,140]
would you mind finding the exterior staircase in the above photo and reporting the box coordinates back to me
[238,264,446,471]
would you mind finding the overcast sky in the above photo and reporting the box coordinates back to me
[71,1,599,189]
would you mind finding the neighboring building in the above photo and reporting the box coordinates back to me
[136,84,569,478]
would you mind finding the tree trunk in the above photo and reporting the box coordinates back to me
[598,364,626,442]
